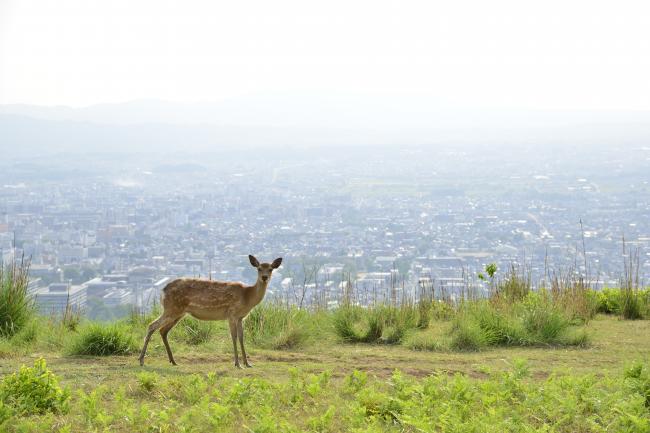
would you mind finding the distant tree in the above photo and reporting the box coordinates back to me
[63,267,81,283]
[80,267,98,282]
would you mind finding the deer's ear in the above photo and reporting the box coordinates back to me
[249,255,260,267]
[271,257,283,269]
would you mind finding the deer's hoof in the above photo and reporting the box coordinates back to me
[234,363,244,369]
[244,363,253,368]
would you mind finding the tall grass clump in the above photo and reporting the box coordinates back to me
[450,292,586,351]
[450,301,526,350]
[619,243,646,320]
[548,270,598,323]
[178,316,216,345]
[333,303,419,344]
[66,323,136,356]
[245,303,313,349]
[492,263,530,302]
[520,293,572,343]
[0,258,34,338]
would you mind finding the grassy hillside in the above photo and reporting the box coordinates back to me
[1,315,649,432]
[2,260,650,432]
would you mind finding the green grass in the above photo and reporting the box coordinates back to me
[0,320,649,432]
[0,295,649,432]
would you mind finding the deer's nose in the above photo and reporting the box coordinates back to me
[262,276,269,282]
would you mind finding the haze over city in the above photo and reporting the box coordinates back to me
[1,0,649,318]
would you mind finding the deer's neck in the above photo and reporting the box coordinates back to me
[251,278,269,304]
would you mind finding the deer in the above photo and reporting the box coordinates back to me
[138,255,282,368]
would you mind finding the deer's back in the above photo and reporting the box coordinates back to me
[161,278,251,319]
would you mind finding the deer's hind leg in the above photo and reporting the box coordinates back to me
[160,316,183,365]
[139,314,177,366]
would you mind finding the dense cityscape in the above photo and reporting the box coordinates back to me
[1,144,649,319]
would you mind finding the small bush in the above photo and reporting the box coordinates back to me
[0,358,70,417]
[593,288,649,319]
[594,288,621,314]
[67,323,136,356]
[0,259,34,338]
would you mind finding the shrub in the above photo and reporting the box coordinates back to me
[594,288,621,314]
[592,288,649,319]
[0,259,34,338]
[0,358,70,417]
[67,323,136,356]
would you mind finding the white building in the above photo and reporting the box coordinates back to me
[34,283,87,314]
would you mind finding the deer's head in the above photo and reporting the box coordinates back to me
[249,255,282,283]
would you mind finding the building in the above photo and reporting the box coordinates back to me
[34,283,87,314]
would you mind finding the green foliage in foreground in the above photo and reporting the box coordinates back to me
[66,323,137,356]
[0,358,70,422]
[2,359,650,432]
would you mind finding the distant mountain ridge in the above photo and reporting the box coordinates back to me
[2,97,650,157]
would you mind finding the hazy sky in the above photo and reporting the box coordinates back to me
[1,0,649,109]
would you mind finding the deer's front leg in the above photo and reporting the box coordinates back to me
[228,319,242,368]
[237,318,252,368]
